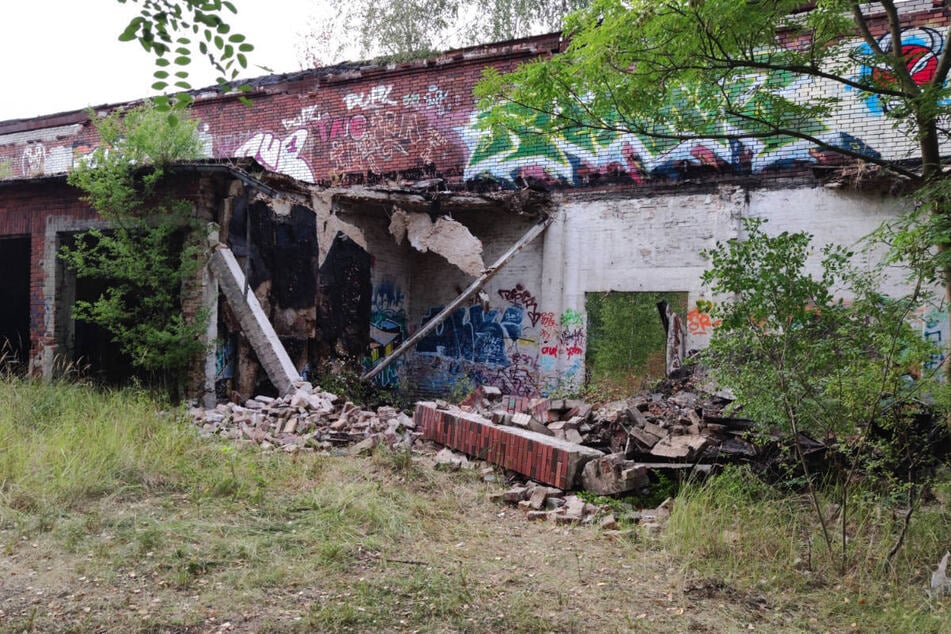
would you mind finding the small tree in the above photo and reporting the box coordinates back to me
[475,1,951,335]
[61,102,207,395]
[701,218,948,571]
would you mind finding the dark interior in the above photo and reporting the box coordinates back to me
[0,236,31,372]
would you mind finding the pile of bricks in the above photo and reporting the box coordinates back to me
[190,381,419,453]
[416,364,759,492]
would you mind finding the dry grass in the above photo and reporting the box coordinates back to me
[1,379,948,632]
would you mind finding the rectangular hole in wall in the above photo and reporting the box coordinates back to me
[57,231,138,385]
[584,291,687,396]
[0,235,31,373]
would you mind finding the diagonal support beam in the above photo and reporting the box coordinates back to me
[209,245,301,395]
[361,214,554,382]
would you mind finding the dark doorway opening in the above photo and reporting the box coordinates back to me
[0,236,31,373]
[59,232,138,385]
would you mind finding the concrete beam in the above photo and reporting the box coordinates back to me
[362,214,553,382]
[209,245,301,395]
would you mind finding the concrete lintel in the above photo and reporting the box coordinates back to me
[209,245,301,395]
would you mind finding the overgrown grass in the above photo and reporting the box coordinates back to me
[664,465,951,632]
[0,379,191,514]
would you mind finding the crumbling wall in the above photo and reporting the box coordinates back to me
[217,193,375,395]
[404,210,545,398]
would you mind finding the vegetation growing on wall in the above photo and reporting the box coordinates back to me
[60,102,206,395]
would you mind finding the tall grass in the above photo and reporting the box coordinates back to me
[664,465,951,631]
[0,380,176,509]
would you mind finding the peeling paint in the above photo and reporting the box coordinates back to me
[400,211,485,277]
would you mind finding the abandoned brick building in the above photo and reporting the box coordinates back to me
[0,1,948,402]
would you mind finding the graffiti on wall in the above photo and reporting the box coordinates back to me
[411,283,568,397]
[854,27,947,115]
[365,280,407,388]
[909,304,949,372]
[234,129,315,183]
[687,300,721,337]
[5,24,950,187]
[459,92,882,188]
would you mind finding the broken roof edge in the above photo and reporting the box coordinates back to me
[0,32,562,136]
[0,157,552,218]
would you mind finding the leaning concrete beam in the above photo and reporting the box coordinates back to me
[209,246,301,395]
[362,214,553,382]
[414,402,603,490]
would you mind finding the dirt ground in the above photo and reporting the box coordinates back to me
[0,452,813,634]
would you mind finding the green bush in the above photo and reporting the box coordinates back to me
[61,102,207,394]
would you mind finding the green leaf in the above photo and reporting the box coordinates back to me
[118,19,142,42]
[151,81,168,91]
[174,56,191,65]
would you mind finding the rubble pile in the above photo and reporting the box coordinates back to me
[190,381,419,454]
[489,479,675,531]
[459,365,758,466]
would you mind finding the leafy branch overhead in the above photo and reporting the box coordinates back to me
[116,0,254,109]
[475,0,951,183]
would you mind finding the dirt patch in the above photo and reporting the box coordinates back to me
[0,453,798,633]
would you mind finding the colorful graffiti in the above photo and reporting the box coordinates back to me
[854,27,946,115]
[687,300,721,336]
[411,283,561,397]
[459,99,882,187]
[365,280,407,388]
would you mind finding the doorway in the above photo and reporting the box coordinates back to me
[0,236,31,373]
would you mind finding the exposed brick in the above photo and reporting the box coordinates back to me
[414,403,602,489]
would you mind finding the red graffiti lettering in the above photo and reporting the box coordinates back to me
[541,346,558,356]
[349,114,367,140]
[566,346,583,358]
[687,307,720,335]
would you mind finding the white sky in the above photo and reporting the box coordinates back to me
[0,0,334,122]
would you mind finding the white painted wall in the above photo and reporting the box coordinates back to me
[544,185,920,391]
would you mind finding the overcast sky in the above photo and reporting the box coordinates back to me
[0,0,333,122]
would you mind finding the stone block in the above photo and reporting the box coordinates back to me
[580,453,649,495]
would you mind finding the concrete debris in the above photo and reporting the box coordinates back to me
[435,447,471,470]
[400,210,485,277]
[931,552,951,598]
[454,364,766,479]
[493,481,674,531]
[580,454,650,496]
[190,380,420,453]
